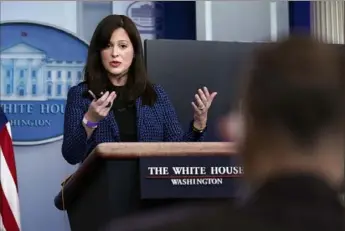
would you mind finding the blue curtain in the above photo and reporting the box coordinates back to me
[288,2,311,33]
[155,1,196,40]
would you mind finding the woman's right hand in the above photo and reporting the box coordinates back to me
[85,91,117,123]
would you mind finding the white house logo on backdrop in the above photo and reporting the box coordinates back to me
[0,22,88,145]
[127,1,164,34]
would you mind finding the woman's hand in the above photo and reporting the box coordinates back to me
[85,91,117,123]
[191,87,217,130]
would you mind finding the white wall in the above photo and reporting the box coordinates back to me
[196,1,290,42]
[0,1,77,33]
[79,1,113,42]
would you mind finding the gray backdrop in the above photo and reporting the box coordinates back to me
[145,39,261,141]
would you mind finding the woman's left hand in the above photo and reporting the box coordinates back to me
[192,86,217,130]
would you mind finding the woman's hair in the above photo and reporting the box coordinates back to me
[83,14,157,105]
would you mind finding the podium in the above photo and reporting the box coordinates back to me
[54,142,240,231]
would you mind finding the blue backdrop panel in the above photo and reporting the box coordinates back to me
[155,1,196,40]
[288,1,311,33]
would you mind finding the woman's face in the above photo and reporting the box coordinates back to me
[101,28,134,77]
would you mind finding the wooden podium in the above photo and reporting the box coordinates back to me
[54,142,238,231]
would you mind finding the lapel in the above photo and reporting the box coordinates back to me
[105,97,144,141]
[135,97,143,141]
[106,110,120,141]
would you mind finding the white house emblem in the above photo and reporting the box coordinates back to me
[0,22,88,145]
[127,1,164,34]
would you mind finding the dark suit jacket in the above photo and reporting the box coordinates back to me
[61,83,205,165]
[103,175,344,231]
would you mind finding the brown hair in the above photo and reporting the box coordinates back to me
[243,35,345,146]
[83,14,157,105]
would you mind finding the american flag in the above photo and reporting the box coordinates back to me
[0,109,21,231]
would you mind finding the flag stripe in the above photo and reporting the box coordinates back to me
[0,214,7,231]
[0,186,19,231]
[0,112,21,231]
[0,147,21,228]
[0,125,18,187]
[6,122,12,139]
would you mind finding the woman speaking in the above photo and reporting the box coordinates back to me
[61,14,217,217]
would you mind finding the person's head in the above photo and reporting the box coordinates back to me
[84,14,157,104]
[223,35,345,189]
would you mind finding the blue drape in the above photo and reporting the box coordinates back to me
[288,2,311,33]
[155,1,196,40]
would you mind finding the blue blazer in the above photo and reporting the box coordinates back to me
[62,83,206,165]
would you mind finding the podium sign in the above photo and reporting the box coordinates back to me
[140,156,243,199]
[54,142,238,231]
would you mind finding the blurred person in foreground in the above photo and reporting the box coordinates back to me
[101,35,345,231]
